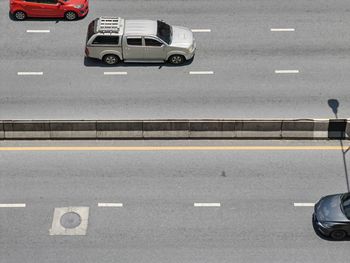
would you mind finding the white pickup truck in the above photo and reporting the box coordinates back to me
[85,17,196,65]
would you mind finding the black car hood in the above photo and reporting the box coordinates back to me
[315,194,349,222]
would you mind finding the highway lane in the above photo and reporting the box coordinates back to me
[1,140,350,262]
[1,0,350,118]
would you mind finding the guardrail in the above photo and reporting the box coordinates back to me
[0,119,348,140]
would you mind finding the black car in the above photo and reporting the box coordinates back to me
[313,193,350,240]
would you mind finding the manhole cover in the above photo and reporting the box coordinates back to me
[60,212,82,229]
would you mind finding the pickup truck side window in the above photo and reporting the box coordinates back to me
[92,36,119,45]
[145,38,163,47]
[127,38,142,46]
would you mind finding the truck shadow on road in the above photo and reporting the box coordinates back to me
[83,57,194,68]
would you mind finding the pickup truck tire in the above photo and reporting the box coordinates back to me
[168,55,185,65]
[103,54,120,65]
[14,11,27,20]
[65,11,77,21]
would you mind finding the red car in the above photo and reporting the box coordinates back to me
[10,0,89,21]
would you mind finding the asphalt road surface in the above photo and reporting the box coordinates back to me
[1,140,350,263]
[1,0,350,119]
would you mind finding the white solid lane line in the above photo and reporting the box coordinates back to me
[189,71,214,75]
[194,203,221,207]
[26,30,50,33]
[294,203,315,207]
[191,29,211,33]
[104,72,128,75]
[270,28,295,32]
[0,203,26,208]
[98,203,123,207]
[275,70,299,74]
[17,72,43,75]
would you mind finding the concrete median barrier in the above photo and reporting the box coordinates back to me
[281,120,315,139]
[0,119,348,140]
[313,119,329,139]
[190,120,229,138]
[50,121,96,139]
[4,121,51,139]
[236,120,282,139]
[97,121,143,139]
[143,121,189,139]
[0,121,4,139]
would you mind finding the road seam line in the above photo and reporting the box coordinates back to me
[0,146,348,151]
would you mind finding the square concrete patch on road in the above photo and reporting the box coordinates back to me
[49,206,89,235]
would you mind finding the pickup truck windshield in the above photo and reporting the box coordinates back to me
[157,20,172,44]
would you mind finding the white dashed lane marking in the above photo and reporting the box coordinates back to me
[294,203,315,207]
[0,203,26,208]
[189,71,214,75]
[104,72,128,75]
[17,72,43,76]
[275,70,299,74]
[191,29,211,33]
[98,203,123,207]
[270,28,295,32]
[194,203,221,207]
[26,30,50,33]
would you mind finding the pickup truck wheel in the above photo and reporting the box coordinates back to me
[168,55,185,65]
[103,54,120,65]
[65,11,77,21]
[14,11,26,20]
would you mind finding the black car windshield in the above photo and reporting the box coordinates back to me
[157,20,172,45]
[341,193,350,219]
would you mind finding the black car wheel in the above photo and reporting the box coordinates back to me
[330,230,346,240]
[168,55,185,65]
[103,54,120,65]
[65,11,77,21]
[14,11,26,20]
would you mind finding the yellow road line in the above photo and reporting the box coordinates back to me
[0,146,348,151]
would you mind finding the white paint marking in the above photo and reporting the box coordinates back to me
[191,29,211,33]
[294,203,315,207]
[275,70,299,74]
[194,203,221,207]
[26,30,50,33]
[189,71,214,75]
[0,203,26,208]
[104,72,128,75]
[17,72,43,76]
[270,28,295,32]
[98,203,123,207]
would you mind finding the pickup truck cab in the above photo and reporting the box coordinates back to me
[85,17,196,65]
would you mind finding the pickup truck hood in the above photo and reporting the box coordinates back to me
[170,26,194,48]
